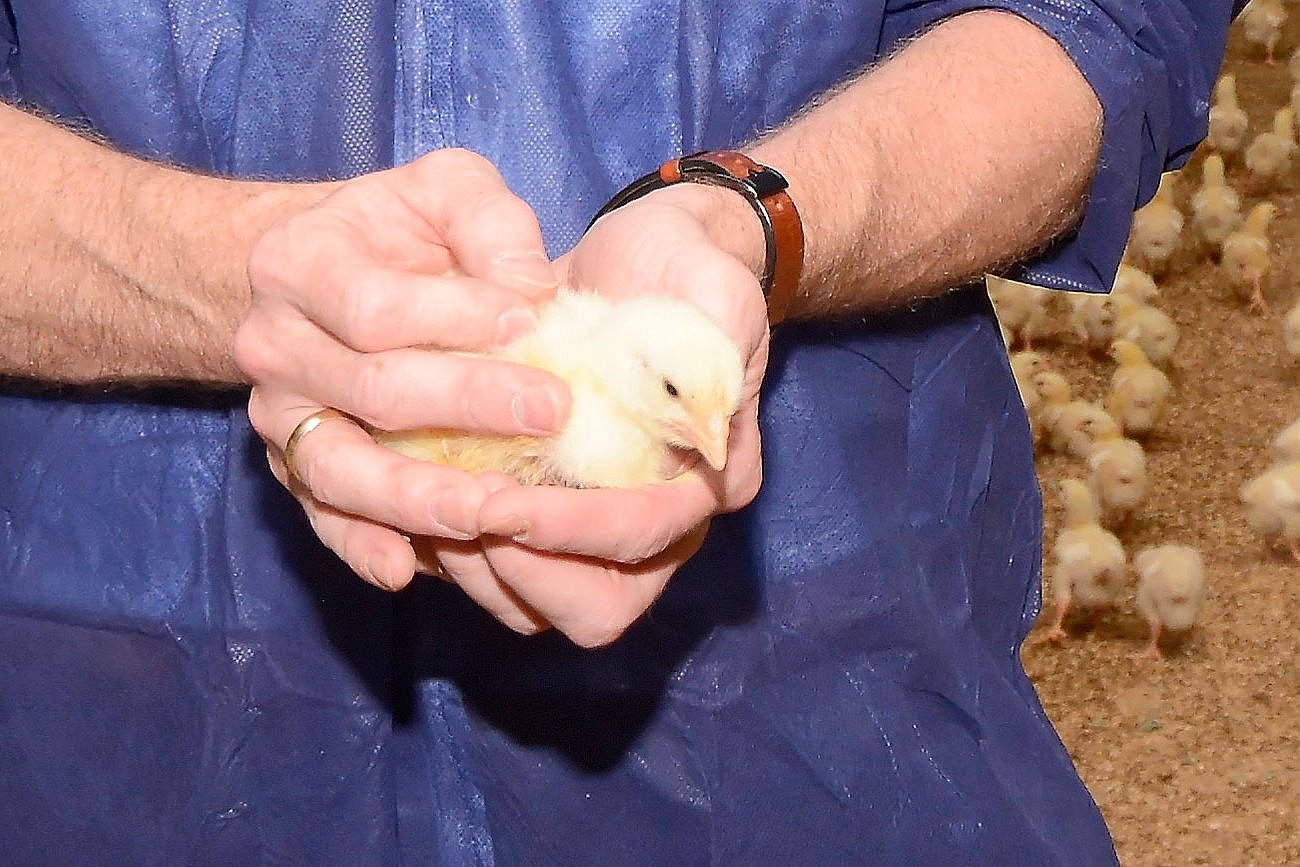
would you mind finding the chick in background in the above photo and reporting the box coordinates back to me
[1054,402,1120,462]
[1221,201,1279,314]
[1106,339,1171,439]
[986,274,1054,350]
[1284,299,1300,364]
[1087,425,1148,529]
[1113,294,1180,367]
[1009,350,1051,443]
[374,289,744,489]
[1110,264,1160,305]
[1031,370,1070,451]
[1126,174,1183,277]
[1190,153,1242,258]
[1035,478,1127,645]
[1273,418,1300,464]
[1207,73,1249,162]
[1240,461,1300,565]
[1033,370,1088,454]
[1009,349,1052,385]
[1066,292,1117,354]
[1290,82,1300,137]
[1132,545,1206,661]
[1241,0,1287,65]
[1244,107,1296,192]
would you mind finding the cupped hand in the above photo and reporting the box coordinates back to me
[235,148,571,592]
[426,185,772,647]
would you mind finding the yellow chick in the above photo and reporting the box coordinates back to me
[1032,370,1074,448]
[1105,339,1171,438]
[1221,201,1279,314]
[1244,107,1296,191]
[1009,349,1051,384]
[1126,174,1183,277]
[1087,425,1148,528]
[1053,401,1120,461]
[1111,263,1160,305]
[986,275,1054,350]
[1190,154,1242,256]
[1207,74,1249,160]
[1033,371,1114,458]
[374,288,743,488]
[1066,292,1117,353]
[1273,418,1300,464]
[1284,298,1300,363]
[1036,478,1127,644]
[997,317,1013,351]
[1112,294,1180,367]
[1132,544,1206,660]
[1240,461,1300,564]
[1241,0,1287,65]
[1009,350,1052,440]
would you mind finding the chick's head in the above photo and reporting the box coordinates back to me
[1243,201,1279,237]
[1033,370,1071,405]
[1110,339,1150,367]
[1058,478,1101,527]
[602,296,745,471]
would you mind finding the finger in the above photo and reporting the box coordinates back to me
[254,394,489,539]
[483,527,708,648]
[239,316,570,435]
[248,213,550,355]
[426,537,551,635]
[719,400,764,510]
[296,262,548,355]
[396,149,557,296]
[476,476,718,563]
[299,496,420,592]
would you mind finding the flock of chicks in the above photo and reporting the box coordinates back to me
[990,270,1199,661]
[990,4,1300,660]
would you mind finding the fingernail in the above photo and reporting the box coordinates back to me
[481,512,530,540]
[431,490,477,540]
[496,306,538,344]
[492,251,558,292]
[512,384,565,434]
[363,555,396,591]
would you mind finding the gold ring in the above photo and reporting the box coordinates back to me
[283,408,356,482]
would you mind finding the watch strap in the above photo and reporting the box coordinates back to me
[588,149,805,325]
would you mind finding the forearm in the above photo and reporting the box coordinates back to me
[687,10,1102,319]
[0,102,318,384]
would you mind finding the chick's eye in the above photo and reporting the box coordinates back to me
[664,380,679,398]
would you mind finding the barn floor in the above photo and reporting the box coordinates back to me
[1019,17,1300,866]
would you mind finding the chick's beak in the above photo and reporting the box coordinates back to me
[672,410,732,472]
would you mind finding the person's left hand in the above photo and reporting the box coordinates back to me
[424,185,772,647]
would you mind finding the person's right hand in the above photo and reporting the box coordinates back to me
[234,148,571,594]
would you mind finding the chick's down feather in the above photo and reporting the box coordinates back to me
[374,289,746,489]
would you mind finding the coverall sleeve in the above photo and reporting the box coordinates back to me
[881,1,1238,293]
[0,10,16,101]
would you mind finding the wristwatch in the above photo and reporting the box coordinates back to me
[588,150,805,325]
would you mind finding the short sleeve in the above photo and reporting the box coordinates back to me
[880,1,1236,293]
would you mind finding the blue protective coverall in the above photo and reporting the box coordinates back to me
[0,2,1231,864]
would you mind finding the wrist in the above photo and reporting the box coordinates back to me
[115,162,331,382]
[647,182,768,278]
[591,151,804,323]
